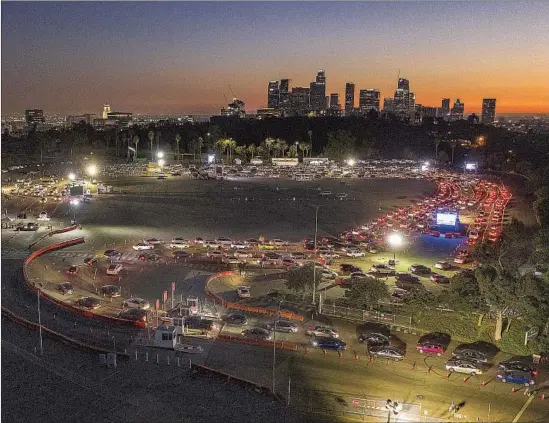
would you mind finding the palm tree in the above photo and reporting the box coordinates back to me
[148,130,154,157]
[287,143,298,158]
[215,139,226,158]
[264,137,275,157]
[133,135,140,161]
[256,145,265,158]
[227,139,237,161]
[247,144,257,159]
[175,133,181,161]
[119,133,127,157]
[188,139,197,160]
[197,137,204,160]
[234,146,245,159]
[276,139,288,157]
[299,142,311,158]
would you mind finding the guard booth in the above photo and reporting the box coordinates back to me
[154,325,177,349]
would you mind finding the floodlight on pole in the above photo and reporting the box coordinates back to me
[156,151,164,159]
[347,158,356,167]
[68,173,76,181]
[86,165,97,176]
[157,158,165,167]
[387,233,403,263]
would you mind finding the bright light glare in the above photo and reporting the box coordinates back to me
[207,154,215,164]
[156,151,164,159]
[68,173,76,181]
[87,165,97,176]
[387,233,403,247]
[157,158,165,167]
[347,159,356,166]
[70,199,79,205]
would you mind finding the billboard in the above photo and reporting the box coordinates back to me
[69,185,84,196]
[436,211,458,226]
[272,158,299,167]
[465,163,477,171]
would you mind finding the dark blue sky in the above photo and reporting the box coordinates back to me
[2,2,548,115]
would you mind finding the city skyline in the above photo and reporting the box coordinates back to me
[2,2,549,115]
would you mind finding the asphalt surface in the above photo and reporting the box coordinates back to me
[2,173,547,423]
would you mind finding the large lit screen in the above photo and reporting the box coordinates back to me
[465,163,477,170]
[436,212,457,226]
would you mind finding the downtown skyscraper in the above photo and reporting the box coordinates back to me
[481,98,497,124]
[359,89,380,113]
[345,82,355,115]
[309,70,326,112]
[267,81,280,108]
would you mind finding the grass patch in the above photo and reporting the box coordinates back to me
[409,308,537,355]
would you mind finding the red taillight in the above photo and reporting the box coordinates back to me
[389,341,392,345]
[532,370,538,376]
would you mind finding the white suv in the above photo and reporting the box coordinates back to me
[170,238,190,249]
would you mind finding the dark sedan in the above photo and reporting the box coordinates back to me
[225,313,248,326]
[358,332,391,347]
[57,282,74,295]
[117,308,148,322]
[242,328,272,341]
[100,285,121,298]
[76,296,102,310]
[310,337,347,351]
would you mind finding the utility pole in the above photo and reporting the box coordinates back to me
[37,289,43,355]
[312,205,320,306]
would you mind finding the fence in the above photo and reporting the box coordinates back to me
[320,301,413,331]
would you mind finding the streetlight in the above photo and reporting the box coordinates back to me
[347,158,356,167]
[86,165,97,177]
[272,299,283,395]
[70,199,79,223]
[68,172,76,181]
[112,335,116,355]
[157,158,165,167]
[311,205,321,306]
[387,233,403,266]
[156,151,164,159]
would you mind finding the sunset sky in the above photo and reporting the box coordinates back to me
[2,1,549,116]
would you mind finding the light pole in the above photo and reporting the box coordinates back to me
[307,130,312,158]
[312,205,320,305]
[70,199,79,224]
[387,233,403,267]
[272,300,283,395]
[112,335,116,354]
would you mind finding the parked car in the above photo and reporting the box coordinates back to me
[445,358,484,376]
[451,345,489,363]
[266,320,298,333]
[237,286,251,298]
[430,274,450,284]
[57,282,74,295]
[310,337,347,351]
[170,238,190,249]
[290,251,309,260]
[66,266,78,275]
[106,264,123,276]
[369,346,405,361]
[346,249,365,258]
[234,250,253,259]
[104,249,121,258]
[139,253,160,262]
[370,264,395,275]
[76,296,102,310]
[122,297,150,310]
[145,238,164,245]
[416,342,445,356]
[100,285,121,298]
[224,313,248,325]
[230,241,248,249]
[215,237,233,246]
[133,242,154,251]
[496,369,535,386]
[358,333,391,347]
[306,326,339,338]
[242,327,272,341]
[84,257,98,266]
[339,263,362,274]
[204,240,221,249]
[117,308,147,322]
[434,261,452,270]
[173,250,191,259]
[409,264,432,275]
[498,358,537,375]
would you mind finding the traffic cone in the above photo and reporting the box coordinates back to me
[338,351,343,359]
[541,394,545,400]
[386,358,390,366]
[322,349,327,357]
[512,388,516,395]
[410,362,416,372]
[463,377,467,384]
[481,380,486,387]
